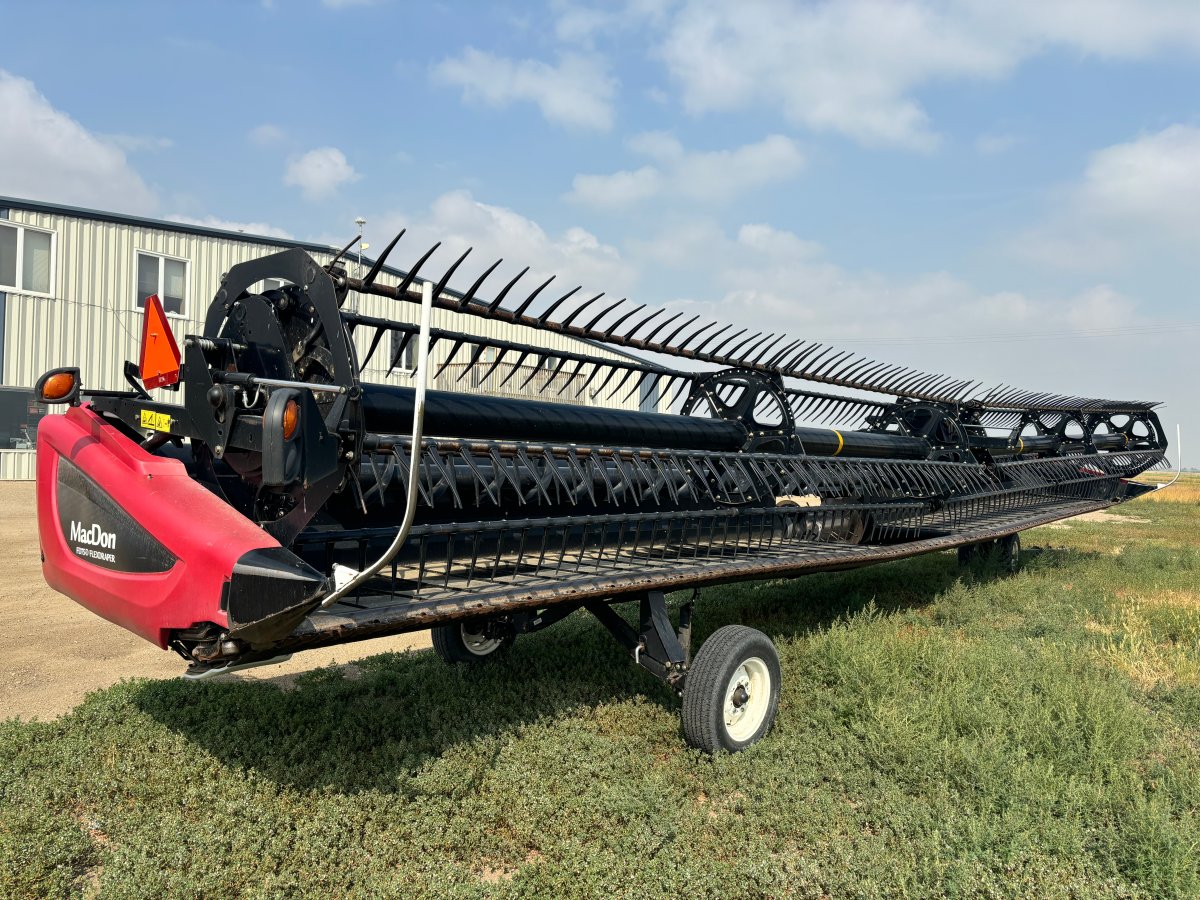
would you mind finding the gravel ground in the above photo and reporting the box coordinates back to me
[0,481,430,721]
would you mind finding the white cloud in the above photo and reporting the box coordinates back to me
[1077,125,1200,234]
[568,133,804,209]
[624,219,1160,415]
[166,214,293,240]
[283,147,360,200]
[0,69,157,213]
[432,48,616,131]
[1013,125,1200,267]
[653,0,1200,149]
[369,189,637,301]
[248,123,286,146]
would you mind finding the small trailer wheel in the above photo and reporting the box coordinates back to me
[995,532,1021,574]
[431,619,513,664]
[957,544,978,567]
[682,625,781,754]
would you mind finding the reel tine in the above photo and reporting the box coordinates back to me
[433,339,466,379]
[518,354,548,390]
[536,286,582,325]
[459,258,504,310]
[478,347,511,383]
[678,321,720,351]
[668,374,695,408]
[623,307,664,340]
[750,334,787,365]
[585,298,627,332]
[328,234,360,269]
[387,332,414,376]
[555,359,588,396]
[605,367,639,401]
[592,362,625,398]
[488,266,529,313]
[799,345,837,377]
[726,331,764,359]
[396,241,441,299]
[787,342,825,370]
[497,350,532,388]
[454,342,490,384]
[764,338,802,369]
[605,303,645,337]
[512,275,556,319]
[430,247,472,302]
[576,359,611,396]
[358,325,388,373]
[620,370,654,404]
[643,312,683,345]
[710,328,747,357]
[361,229,406,288]
[693,323,733,356]
[663,315,702,347]
[561,293,605,328]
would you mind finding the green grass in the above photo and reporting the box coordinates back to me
[3,486,1199,898]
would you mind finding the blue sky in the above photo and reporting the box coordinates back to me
[2,0,1197,456]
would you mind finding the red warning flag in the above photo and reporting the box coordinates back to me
[139,294,182,390]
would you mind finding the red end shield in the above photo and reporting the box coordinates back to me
[139,294,182,390]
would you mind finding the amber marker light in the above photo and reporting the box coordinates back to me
[282,398,300,440]
[35,368,81,405]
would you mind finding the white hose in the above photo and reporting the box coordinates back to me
[320,279,433,608]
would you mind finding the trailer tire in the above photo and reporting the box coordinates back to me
[682,625,780,754]
[431,619,513,665]
[957,544,978,566]
[994,533,1021,574]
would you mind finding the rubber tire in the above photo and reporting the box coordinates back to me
[682,625,781,754]
[431,619,513,665]
[957,544,978,567]
[994,533,1021,574]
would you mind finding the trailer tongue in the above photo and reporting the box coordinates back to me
[34,240,1170,752]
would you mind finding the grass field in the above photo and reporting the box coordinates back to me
[3,476,1198,898]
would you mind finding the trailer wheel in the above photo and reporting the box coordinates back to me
[682,625,781,754]
[995,533,1021,574]
[431,619,512,664]
[957,544,978,566]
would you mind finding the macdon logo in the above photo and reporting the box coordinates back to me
[70,520,117,550]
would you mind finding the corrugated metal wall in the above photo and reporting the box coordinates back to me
[0,450,35,480]
[1,207,659,478]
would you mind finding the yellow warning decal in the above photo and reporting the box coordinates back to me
[831,430,845,456]
[140,409,173,432]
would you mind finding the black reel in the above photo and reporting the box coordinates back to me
[184,248,364,543]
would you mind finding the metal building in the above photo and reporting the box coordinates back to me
[0,196,659,479]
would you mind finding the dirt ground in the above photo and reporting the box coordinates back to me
[0,482,430,722]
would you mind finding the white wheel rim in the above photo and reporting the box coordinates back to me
[723,656,771,743]
[460,623,502,656]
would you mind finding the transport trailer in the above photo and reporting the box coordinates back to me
[34,239,1171,752]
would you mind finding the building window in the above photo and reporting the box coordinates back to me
[390,330,417,372]
[0,387,47,449]
[135,251,188,316]
[0,223,54,295]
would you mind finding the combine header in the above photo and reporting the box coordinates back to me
[34,236,1169,752]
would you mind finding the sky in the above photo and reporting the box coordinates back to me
[1,0,1197,459]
